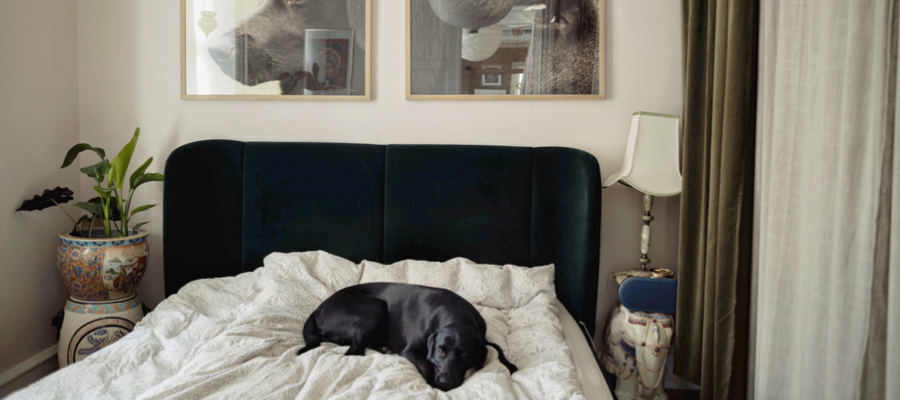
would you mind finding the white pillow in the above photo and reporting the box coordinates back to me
[359,257,555,310]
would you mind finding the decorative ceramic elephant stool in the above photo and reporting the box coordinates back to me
[602,304,673,400]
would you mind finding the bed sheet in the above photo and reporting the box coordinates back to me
[9,251,606,400]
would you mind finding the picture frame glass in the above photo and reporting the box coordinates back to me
[408,0,604,99]
[184,0,369,99]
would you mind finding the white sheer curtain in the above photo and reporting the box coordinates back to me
[755,0,899,399]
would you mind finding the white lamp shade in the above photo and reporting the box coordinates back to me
[428,0,514,31]
[603,112,682,197]
[461,23,503,62]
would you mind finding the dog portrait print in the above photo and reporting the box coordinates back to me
[183,0,367,98]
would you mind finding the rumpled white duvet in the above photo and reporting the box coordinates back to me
[9,251,585,399]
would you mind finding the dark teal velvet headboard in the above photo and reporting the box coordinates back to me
[163,141,601,334]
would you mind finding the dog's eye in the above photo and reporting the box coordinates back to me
[461,352,467,358]
[438,348,445,357]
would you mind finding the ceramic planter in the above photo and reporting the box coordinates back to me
[57,229,149,301]
[58,295,143,367]
[56,229,149,367]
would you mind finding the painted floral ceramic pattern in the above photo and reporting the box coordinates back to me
[57,231,149,301]
[77,327,129,358]
[65,298,140,314]
[58,244,108,300]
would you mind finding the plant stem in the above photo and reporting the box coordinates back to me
[89,166,110,238]
[125,188,135,234]
[112,185,127,236]
[103,202,111,237]
[51,200,83,237]
[100,179,111,238]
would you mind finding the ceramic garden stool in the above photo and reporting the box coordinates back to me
[602,275,677,400]
[58,295,143,367]
[57,230,149,367]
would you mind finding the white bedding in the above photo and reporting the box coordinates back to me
[9,251,591,399]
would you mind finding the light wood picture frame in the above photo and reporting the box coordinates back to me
[406,0,605,100]
[182,0,372,101]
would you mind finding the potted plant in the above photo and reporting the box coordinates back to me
[17,128,163,366]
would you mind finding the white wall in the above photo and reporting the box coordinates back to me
[0,0,79,395]
[76,0,683,343]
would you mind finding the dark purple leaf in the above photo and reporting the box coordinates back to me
[17,187,74,212]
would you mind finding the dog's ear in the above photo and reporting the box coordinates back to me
[426,332,437,361]
[476,338,487,369]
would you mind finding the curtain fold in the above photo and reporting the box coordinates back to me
[862,3,898,398]
[754,0,899,398]
[889,33,900,393]
[888,70,900,398]
[675,0,759,399]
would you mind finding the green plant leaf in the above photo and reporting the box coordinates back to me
[74,201,104,217]
[81,160,110,180]
[93,185,114,195]
[109,128,139,194]
[129,157,153,189]
[86,196,121,220]
[61,144,105,168]
[132,222,149,232]
[129,204,156,218]
[132,173,164,189]
[16,187,74,211]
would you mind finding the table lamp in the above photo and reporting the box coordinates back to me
[603,112,682,275]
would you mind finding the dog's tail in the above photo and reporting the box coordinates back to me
[297,315,321,356]
[486,341,518,374]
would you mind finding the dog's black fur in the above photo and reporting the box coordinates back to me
[297,282,517,391]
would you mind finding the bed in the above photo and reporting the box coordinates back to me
[9,141,611,399]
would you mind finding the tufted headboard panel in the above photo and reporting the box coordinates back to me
[164,141,601,333]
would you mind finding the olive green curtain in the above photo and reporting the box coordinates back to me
[674,0,759,399]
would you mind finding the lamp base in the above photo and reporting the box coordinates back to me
[613,268,673,285]
[649,268,674,279]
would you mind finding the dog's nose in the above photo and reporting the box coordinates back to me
[208,30,236,63]
[436,378,453,390]
[435,373,458,390]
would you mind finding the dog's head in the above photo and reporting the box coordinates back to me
[207,0,362,92]
[426,326,488,391]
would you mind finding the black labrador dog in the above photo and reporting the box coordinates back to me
[297,282,517,391]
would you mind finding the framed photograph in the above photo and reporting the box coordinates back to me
[304,30,354,96]
[407,0,605,100]
[482,73,502,86]
[182,0,372,100]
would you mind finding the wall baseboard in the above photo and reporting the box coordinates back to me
[0,346,57,389]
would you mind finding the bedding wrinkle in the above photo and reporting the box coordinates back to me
[8,251,586,400]
[299,349,404,399]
